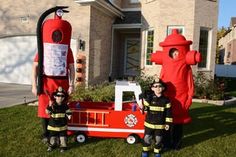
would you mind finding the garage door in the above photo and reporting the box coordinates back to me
[0,36,37,84]
[0,36,77,85]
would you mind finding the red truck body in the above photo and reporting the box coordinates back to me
[67,100,145,144]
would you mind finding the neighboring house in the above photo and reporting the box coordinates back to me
[218,17,236,65]
[0,0,218,85]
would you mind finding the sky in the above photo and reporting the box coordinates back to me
[218,0,236,28]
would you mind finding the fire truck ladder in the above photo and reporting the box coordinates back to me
[70,110,109,127]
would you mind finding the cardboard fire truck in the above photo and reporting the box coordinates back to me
[67,80,145,144]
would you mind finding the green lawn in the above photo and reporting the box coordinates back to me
[0,103,236,157]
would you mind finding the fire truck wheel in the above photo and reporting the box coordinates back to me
[126,134,139,144]
[75,133,87,143]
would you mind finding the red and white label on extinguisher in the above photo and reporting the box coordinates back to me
[43,43,68,76]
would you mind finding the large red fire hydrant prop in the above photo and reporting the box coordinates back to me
[151,29,201,124]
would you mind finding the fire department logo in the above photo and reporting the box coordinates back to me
[124,114,138,127]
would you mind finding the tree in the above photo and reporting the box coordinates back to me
[216,27,227,64]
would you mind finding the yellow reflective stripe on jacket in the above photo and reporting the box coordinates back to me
[144,122,165,129]
[51,113,66,118]
[143,146,151,151]
[66,109,72,114]
[154,148,161,153]
[143,100,150,106]
[165,103,171,108]
[165,117,173,123]
[149,106,165,111]
[47,125,67,131]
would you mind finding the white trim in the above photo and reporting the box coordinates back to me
[121,8,141,12]
[112,24,142,29]
[68,126,144,133]
[130,0,140,3]
[198,27,212,70]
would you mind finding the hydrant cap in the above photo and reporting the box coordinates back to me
[160,29,192,47]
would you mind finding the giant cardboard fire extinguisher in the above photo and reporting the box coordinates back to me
[36,6,72,94]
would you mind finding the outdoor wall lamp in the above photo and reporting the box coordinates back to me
[79,39,85,51]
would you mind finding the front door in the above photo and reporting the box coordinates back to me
[124,38,141,76]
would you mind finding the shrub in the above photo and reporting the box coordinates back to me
[71,82,115,102]
[71,72,156,102]
[135,71,155,93]
[194,72,225,100]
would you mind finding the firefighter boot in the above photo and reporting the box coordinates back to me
[141,151,149,157]
[154,153,161,157]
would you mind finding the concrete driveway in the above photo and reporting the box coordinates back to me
[0,83,37,108]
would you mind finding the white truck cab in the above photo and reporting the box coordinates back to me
[114,80,142,111]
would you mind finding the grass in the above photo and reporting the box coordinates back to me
[0,103,236,157]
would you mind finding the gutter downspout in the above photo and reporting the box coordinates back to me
[109,26,115,82]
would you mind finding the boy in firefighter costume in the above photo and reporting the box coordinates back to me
[141,79,172,157]
[46,86,72,152]
[150,29,201,150]
[31,6,75,143]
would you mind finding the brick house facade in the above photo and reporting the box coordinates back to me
[0,0,218,85]
[218,17,236,65]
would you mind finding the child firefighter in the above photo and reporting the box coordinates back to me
[141,79,173,157]
[46,86,72,152]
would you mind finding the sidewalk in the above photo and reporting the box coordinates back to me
[0,83,37,108]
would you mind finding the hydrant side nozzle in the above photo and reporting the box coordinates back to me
[150,51,163,64]
[195,52,202,63]
[185,50,202,65]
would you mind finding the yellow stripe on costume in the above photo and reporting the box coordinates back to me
[154,148,161,153]
[66,109,72,113]
[143,146,151,151]
[144,122,165,129]
[47,125,67,131]
[165,117,173,123]
[143,100,150,107]
[149,106,165,111]
[165,103,171,108]
[51,113,66,118]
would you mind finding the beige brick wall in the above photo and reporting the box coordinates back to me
[0,0,84,38]
[0,0,92,48]
[88,6,114,84]
[112,0,123,7]
[193,0,218,75]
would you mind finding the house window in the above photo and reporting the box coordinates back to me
[198,27,211,68]
[167,26,184,35]
[130,0,140,3]
[145,30,154,65]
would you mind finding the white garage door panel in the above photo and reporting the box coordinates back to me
[0,36,77,85]
[0,36,37,85]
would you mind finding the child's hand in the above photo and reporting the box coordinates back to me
[45,109,52,115]
[165,125,169,130]
[67,115,72,120]
[68,85,74,95]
